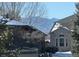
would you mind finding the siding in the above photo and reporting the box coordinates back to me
[50,27,72,51]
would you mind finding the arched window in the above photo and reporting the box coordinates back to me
[56,39,58,46]
[59,38,64,46]
[66,39,68,46]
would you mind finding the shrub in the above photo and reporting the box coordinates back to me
[45,46,59,54]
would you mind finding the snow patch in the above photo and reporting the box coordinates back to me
[51,22,71,32]
[53,51,72,57]
[56,51,72,54]
[51,23,62,32]
[0,16,3,19]
[63,27,70,31]
[6,20,27,26]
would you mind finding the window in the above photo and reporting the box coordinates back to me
[66,39,68,46]
[59,35,64,37]
[56,39,58,46]
[59,38,64,46]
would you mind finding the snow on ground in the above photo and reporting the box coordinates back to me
[0,16,3,19]
[52,51,72,57]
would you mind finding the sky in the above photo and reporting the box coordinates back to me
[45,2,75,19]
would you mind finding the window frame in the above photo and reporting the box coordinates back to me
[59,38,64,47]
[56,39,58,46]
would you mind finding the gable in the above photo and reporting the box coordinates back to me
[53,27,71,34]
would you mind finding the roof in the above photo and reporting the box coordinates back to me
[56,14,77,30]
[6,20,27,26]
[0,16,10,24]
[51,22,71,32]
[0,16,56,34]
[51,23,62,32]
[57,15,76,23]
[19,17,55,34]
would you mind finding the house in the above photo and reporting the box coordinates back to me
[0,15,76,52]
[6,20,45,48]
[30,15,77,52]
[50,23,73,51]
[6,16,74,51]
[6,17,55,48]
[56,14,78,52]
[19,17,56,41]
[49,14,77,52]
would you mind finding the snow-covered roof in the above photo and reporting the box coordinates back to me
[51,23,62,32]
[0,16,10,24]
[6,20,27,26]
[19,17,55,34]
[51,22,71,32]
[0,16,56,34]
[2,18,10,21]
[63,27,70,31]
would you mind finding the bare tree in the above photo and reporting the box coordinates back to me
[23,2,47,24]
[0,2,25,20]
[0,2,47,20]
